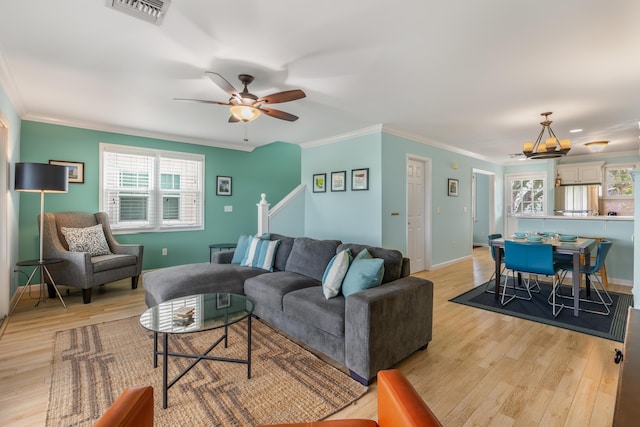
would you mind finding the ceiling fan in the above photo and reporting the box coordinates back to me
[175,72,306,123]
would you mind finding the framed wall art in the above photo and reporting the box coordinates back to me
[351,168,369,191]
[448,178,459,197]
[331,171,346,192]
[313,173,326,193]
[49,160,84,184]
[216,176,232,196]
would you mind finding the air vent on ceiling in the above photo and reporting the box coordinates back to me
[106,0,170,25]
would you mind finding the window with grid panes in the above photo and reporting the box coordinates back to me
[509,176,545,215]
[100,143,204,232]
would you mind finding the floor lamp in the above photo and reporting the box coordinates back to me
[11,162,68,313]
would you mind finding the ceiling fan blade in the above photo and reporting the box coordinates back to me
[205,72,240,98]
[173,97,230,106]
[228,115,240,123]
[257,89,306,104]
[260,107,299,122]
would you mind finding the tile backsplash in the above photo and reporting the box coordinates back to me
[602,199,634,216]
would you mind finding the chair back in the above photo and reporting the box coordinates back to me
[505,240,555,276]
[488,234,502,262]
[583,239,612,275]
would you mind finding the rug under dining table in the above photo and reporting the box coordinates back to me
[46,316,367,426]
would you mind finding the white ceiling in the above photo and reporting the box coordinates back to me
[1,0,640,163]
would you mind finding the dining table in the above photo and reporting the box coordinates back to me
[489,236,596,317]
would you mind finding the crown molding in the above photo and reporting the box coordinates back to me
[22,112,256,152]
[381,125,495,163]
[300,124,383,148]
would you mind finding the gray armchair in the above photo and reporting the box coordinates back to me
[40,211,144,303]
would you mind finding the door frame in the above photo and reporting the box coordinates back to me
[406,154,432,272]
[0,115,9,318]
[471,168,496,245]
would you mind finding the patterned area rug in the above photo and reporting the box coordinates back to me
[47,316,367,426]
[451,280,634,342]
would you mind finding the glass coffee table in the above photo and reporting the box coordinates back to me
[140,293,254,408]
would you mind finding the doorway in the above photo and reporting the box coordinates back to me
[471,168,496,247]
[406,156,432,273]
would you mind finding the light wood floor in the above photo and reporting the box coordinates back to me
[0,248,628,426]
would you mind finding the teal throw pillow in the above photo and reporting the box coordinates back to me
[241,237,281,271]
[341,249,385,297]
[231,234,252,264]
[322,248,352,299]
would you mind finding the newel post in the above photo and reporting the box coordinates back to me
[257,193,270,235]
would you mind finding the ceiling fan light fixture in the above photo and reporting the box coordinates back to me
[522,112,571,159]
[585,141,608,152]
[230,105,261,122]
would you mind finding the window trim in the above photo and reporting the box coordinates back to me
[504,172,547,217]
[99,143,205,234]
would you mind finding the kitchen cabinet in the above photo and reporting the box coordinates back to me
[557,162,603,184]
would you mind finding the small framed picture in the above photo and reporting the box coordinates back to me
[313,173,326,193]
[331,171,346,192]
[216,293,231,309]
[216,176,232,196]
[49,160,84,184]
[448,178,459,197]
[351,168,369,191]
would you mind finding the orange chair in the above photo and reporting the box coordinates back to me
[94,386,154,427]
[255,369,443,427]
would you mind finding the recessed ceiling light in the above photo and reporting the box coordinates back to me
[569,129,583,133]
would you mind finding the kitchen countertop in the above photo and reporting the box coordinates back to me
[518,215,633,221]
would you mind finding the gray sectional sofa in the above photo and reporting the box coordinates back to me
[142,233,434,385]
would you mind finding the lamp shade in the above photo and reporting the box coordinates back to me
[15,162,68,193]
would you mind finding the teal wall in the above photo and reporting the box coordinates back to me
[302,133,383,245]
[18,121,301,270]
[300,131,504,265]
[380,133,504,266]
[473,173,490,245]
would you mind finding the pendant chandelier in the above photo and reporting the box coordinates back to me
[522,112,571,159]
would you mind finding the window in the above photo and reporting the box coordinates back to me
[508,175,546,215]
[100,143,204,233]
[605,164,635,198]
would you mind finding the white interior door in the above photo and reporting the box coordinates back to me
[407,159,425,272]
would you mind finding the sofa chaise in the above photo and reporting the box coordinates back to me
[143,234,434,385]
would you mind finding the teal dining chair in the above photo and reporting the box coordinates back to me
[484,233,505,294]
[503,241,564,316]
[555,239,613,316]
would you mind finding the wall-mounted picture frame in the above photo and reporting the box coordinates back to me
[448,178,459,197]
[331,171,346,192]
[216,293,231,309]
[49,160,84,184]
[216,176,232,196]
[351,168,369,191]
[313,173,326,193]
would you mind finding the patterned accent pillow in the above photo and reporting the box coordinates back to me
[61,224,112,256]
[241,237,280,271]
[322,248,352,299]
